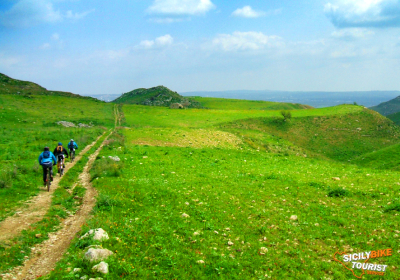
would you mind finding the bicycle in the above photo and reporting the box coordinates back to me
[58,155,65,176]
[70,148,75,163]
[44,166,52,192]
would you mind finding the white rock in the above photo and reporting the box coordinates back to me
[84,248,114,262]
[92,262,109,274]
[197,260,205,264]
[73,268,82,272]
[259,247,268,255]
[181,213,190,218]
[290,215,298,221]
[108,156,120,162]
[81,228,109,241]
[227,241,234,246]
[332,177,340,181]
[80,276,89,280]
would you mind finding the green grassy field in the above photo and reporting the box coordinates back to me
[191,97,312,110]
[0,94,114,221]
[42,103,400,279]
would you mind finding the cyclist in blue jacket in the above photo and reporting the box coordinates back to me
[68,139,78,161]
[38,147,57,186]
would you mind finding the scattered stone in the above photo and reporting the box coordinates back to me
[92,261,109,274]
[193,232,200,236]
[80,276,89,280]
[181,213,190,218]
[35,234,42,238]
[227,241,234,246]
[78,123,93,128]
[84,248,114,262]
[290,215,298,221]
[108,156,120,162]
[57,121,76,127]
[332,177,340,181]
[197,260,205,264]
[259,247,268,255]
[73,268,82,272]
[81,228,109,241]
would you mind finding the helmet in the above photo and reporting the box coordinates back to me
[58,142,62,145]
[70,139,74,141]
[44,147,49,151]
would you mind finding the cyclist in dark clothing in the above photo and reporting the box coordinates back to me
[53,142,69,172]
[38,147,57,186]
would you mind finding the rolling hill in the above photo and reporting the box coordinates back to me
[369,95,400,116]
[0,73,102,102]
[112,86,202,108]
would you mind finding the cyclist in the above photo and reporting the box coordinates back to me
[68,139,78,160]
[38,147,57,186]
[53,142,69,173]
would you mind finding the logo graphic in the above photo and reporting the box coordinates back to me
[334,248,392,278]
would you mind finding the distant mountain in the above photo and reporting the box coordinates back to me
[0,73,102,102]
[369,96,400,116]
[181,90,400,108]
[90,94,121,102]
[113,86,202,108]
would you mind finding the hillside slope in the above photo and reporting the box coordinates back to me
[0,73,101,102]
[113,86,202,108]
[369,95,400,116]
[189,96,313,110]
[221,106,400,161]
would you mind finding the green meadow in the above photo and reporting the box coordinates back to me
[40,103,400,279]
[0,94,113,221]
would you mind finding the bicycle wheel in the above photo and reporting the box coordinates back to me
[47,170,51,192]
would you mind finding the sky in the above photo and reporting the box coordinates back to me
[1,0,400,96]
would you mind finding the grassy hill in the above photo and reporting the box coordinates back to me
[45,102,400,280]
[370,95,400,116]
[113,86,202,108]
[0,73,101,102]
[189,96,313,110]
[387,111,400,126]
[221,106,400,161]
[2,91,400,279]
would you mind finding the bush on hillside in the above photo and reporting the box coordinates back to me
[280,110,292,121]
[328,188,351,198]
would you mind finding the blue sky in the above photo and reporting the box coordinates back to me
[1,0,400,96]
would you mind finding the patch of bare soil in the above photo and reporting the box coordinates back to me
[0,133,104,243]
[1,132,112,280]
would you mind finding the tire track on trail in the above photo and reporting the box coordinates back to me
[0,133,105,243]
[2,131,113,280]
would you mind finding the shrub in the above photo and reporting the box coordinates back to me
[328,188,351,198]
[280,110,292,121]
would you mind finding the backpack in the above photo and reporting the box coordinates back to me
[57,145,63,152]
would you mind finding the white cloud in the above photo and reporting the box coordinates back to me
[139,35,174,49]
[325,0,400,28]
[156,34,174,46]
[212,31,283,51]
[331,28,375,39]
[148,17,187,23]
[232,6,265,18]
[65,9,95,20]
[52,33,60,41]
[147,0,215,15]
[0,0,93,28]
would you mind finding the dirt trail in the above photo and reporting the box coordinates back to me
[0,133,105,243]
[2,132,112,280]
